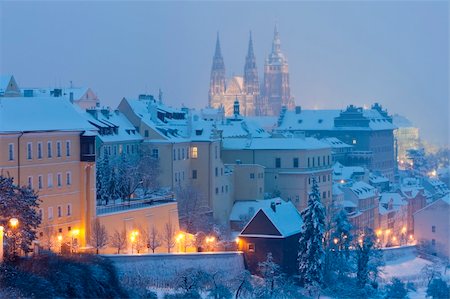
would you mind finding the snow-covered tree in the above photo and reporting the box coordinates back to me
[354,228,383,288]
[41,225,55,251]
[110,229,127,254]
[234,269,253,299]
[96,154,111,205]
[426,278,449,299]
[90,218,108,254]
[298,177,326,291]
[0,175,41,258]
[384,277,408,299]
[148,226,162,253]
[256,253,286,297]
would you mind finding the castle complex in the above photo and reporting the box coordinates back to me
[208,26,295,117]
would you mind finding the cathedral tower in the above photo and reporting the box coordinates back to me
[261,25,294,116]
[208,33,226,105]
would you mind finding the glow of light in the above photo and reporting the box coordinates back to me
[340,180,345,184]
[72,229,80,236]
[385,229,391,236]
[9,218,19,228]
[205,236,216,243]
[376,229,382,237]
[176,233,184,243]
[235,237,240,244]
[409,235,414,240]
[401,226,407,234]
[57,235,63,242]
[392,236,397,242]
[0,226,4,232]
[358,239,363,244]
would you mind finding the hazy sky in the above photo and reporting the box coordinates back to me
[1,1,448,145]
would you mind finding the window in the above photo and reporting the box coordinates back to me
[66,141,71,156]
[186,147,189,159]
[39,209,43,219]
[323,156,325,166]
[275,158,281,168]
[323,191,326,199]
[248,243,255,252]
[67,204,72,216]
[192,170,197,179]
[250,173,255,179]
[47,173,53,188]
[113,146,117,155]
[47,141,52,158]
[144,130,149,137]
[191,146,198,159]
[37,142,43,159]
[221,186,224,193]
[295,195,300,203]
[58,228,62,233]
[152,149,159,158]
[28,176,33,188]
[432,239,436,246]
[38,175,43,189]
[27,142,33,159]
[293,158,299,168]
[68,226,71,231]
[177,148,180,160]
[175,173,178,182]
[57,141,62,157]
[48,207,53,219]
[57,206,62,218]
[432,226,436,233]
[307,157,310,168]
[352,139,357,145]
[215,167,218,177]
[8,143,14,161]
[215,187,219,194]
[173,149,176,161]
[215,146,218,159]
[318,157,321,166]
[323,175,326,182]
[226,185,229,193]
[66,172,72,186]
[57,173,62,187]
[126,145,130,154]
[182,148,185,159]
[312,157,315,167]
[327,155,330,165]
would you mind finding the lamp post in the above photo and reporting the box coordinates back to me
[130,231,138,254]
[9,218,19,258]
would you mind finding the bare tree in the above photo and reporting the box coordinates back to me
[110,229,127,254]
[148,226,162,253]
[176,185,211,233]
[138,146,160,195]
[41,225,55,251]
[135,225,149,254]
[163,221,176,253]
[90,218,108,254]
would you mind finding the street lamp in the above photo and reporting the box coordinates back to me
[71,229,80,253]
[0,226,4,263]
[0,218,20,262]
[9,218,19,228]
[130,231,139,254]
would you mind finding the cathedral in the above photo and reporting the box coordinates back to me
[208,26,295,117]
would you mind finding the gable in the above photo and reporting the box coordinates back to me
[241,210,282,237]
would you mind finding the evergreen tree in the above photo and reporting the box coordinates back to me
[96,154,111,205]
[355,228,383,288]
[298,177,326,291]
[385,277,408,299]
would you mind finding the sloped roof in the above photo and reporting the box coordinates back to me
[0,97,95,132]
[230,198,282,222]
[240,201,303,238]
[223,137,329,150]
[349,181,378,199]
[0,75,12,92]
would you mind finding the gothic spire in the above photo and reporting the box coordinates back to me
[247,31,255,58]
[214,32,222,58]
[271,24,281,55]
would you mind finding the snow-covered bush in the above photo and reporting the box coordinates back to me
[384,277,408,299]
[426,278,449,299]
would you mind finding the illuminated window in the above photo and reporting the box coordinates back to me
[191,146,198,159]
[352,139,357,145]
[248,243,255,252]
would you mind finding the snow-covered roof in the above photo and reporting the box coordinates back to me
[277,108,396,131]
[83,109,143,143]
[222,137,330,150]
[0,97,96,132]
[246,116,278,132]
[379,192,406,210]
[0,75,12,92]
[349,181,378,199]
[369,173,389,184]
[240,200,303,238]
[333,162,366,181]
[392,114,414,128]
[321,137,352,149]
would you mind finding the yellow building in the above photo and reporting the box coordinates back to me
[0,97,97,249]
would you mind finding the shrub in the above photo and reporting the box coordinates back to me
[426,278,449,299]
[385,277,407,299]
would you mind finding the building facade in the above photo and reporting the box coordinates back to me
[0,97,96,250]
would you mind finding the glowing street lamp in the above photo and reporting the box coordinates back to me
[9,218,19,228]
[130,230,139,254]
[0,226,4,263]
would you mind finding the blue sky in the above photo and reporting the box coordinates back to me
[1,1,448,145]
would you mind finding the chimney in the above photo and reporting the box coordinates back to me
[69,92,74,103]
[270,202,276,212]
